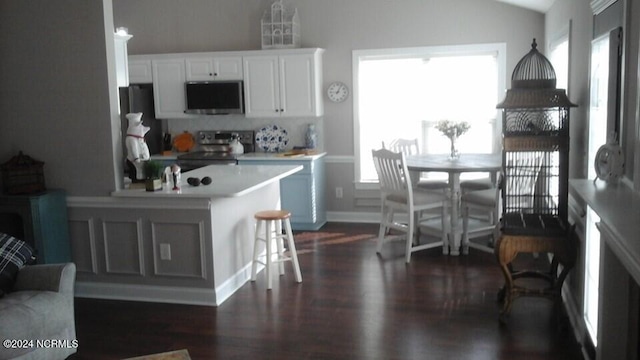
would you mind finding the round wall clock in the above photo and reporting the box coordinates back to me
[327,81,349,103]
[594,143,624,182]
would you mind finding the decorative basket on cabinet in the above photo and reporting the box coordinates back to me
[261,0,300,49]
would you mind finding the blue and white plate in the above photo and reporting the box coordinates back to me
[255,125,289,152]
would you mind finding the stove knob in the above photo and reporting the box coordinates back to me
[199,133,206,141]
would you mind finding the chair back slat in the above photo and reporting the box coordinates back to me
[372,148,413,200]
[382,138,420,156]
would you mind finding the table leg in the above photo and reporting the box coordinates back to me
[449,173,462,256]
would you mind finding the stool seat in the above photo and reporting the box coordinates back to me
[251,209,302,290]
[255,210,291,221]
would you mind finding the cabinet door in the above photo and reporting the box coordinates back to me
[281,174,313,223]
[213,57,243,80]
[279,53,318,117]
[152,59,188,119]
[185,57,215,80]
[243,55,281,118]
[128,59,153,84]
[186,56,243,81]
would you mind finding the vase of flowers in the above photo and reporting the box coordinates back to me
[435,120,470,160]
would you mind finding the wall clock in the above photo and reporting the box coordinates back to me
[594,143,624,182]
[327,81,349,103]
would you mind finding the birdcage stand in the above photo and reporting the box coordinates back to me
[495,226,577,323]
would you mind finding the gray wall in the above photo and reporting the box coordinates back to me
[0,0,120,197]
[544,0,593,179]
[113,0,545,214]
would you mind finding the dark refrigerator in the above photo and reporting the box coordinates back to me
[119,84,163,165]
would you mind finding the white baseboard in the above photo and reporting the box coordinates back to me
[75,281,218,306]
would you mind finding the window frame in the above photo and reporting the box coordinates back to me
[352,43,507,187]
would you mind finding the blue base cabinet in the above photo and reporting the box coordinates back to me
[239,155,326,231]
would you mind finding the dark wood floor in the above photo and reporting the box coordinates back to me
[69,222,583,360]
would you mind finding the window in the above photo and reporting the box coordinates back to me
[353,43,506,183]
[548,26,570,92]
[584,207,601,346]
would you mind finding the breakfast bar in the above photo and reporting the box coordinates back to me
[68,164,302,306]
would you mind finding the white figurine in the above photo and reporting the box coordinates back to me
[125,112,151,181]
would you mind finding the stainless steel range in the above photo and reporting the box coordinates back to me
[177,130,254,171]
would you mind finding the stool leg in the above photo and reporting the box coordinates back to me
[284,218,302,283]
[275,219,285,275]
[251,219,263,282]
[265,220,273,290]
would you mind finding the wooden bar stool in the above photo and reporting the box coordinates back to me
[250,210,302,290]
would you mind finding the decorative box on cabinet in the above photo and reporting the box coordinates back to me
[238,155,326,230]
[0,189,71,264]
[243,48,324,118]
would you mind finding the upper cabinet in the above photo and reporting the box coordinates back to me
[243,48,324,118]
[130,48,324,119]
[152,57,188,119]
[185,56,243,81]
[128,58,153,84]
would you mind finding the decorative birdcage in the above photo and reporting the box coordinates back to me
[1,151,46,195]
[496,39,577,236]
[261,0,300,49]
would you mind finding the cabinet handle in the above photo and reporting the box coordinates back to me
[275,109,279,112]
[280,109,284,112]
[213,73,218,76]
[209,73,213,76]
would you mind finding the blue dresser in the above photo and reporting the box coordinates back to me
[238,153,326,231]
[0,189,71,264]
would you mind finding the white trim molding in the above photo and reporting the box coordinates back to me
[591,0,617,15]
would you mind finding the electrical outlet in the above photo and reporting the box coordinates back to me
[335,187,343,199]
[160,243,171,260]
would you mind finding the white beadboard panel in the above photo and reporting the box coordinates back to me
[68,218,98,275]
[151,220,207,279]
[103,219,145,276]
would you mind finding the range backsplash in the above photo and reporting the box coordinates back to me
[164,115,324,153]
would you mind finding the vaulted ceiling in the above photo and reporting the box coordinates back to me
[495,0,556,13]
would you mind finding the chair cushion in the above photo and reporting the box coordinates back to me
[461,178,493,191]
[462,188,497,207]
[386,189,447,206]
[0,233,36,297]
[416,179,449,190]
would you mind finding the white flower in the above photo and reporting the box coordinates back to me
[435,120,471,140]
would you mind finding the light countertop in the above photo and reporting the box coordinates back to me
[113,164,302,199]
[239,152,326,161]
[569,179,640,285]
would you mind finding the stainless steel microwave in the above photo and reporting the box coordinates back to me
[184,80,244,115]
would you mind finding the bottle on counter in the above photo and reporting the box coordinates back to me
[305,124,317,149]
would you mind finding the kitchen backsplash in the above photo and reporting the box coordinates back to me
[163,116,324,152]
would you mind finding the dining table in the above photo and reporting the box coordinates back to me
[406,153,502,256]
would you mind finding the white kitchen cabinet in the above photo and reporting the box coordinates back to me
[152,58,188,119]
[185,56,243,81]
[243,48,324,118]
[128,58,153,84]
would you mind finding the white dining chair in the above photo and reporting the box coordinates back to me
[382,138,449,191]
[461,173,502,254]
[372,148,449,263]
